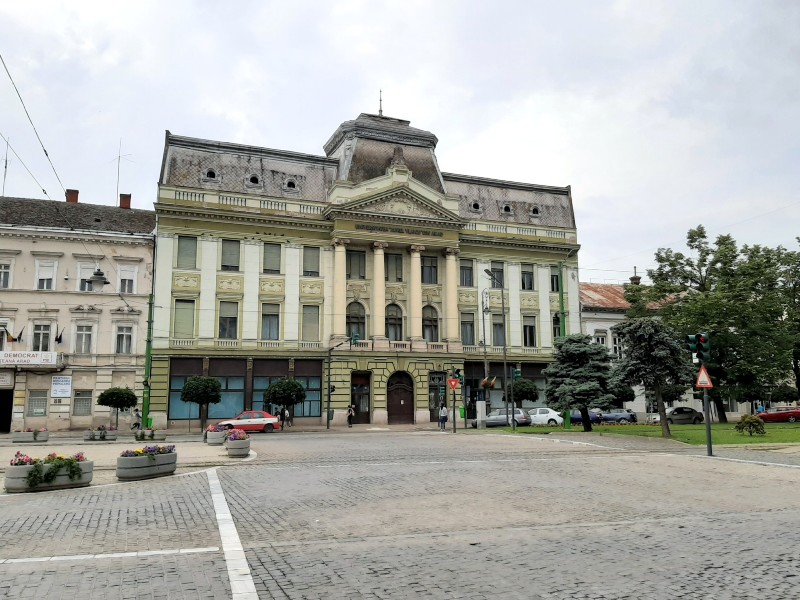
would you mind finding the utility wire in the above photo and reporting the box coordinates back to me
[0,131,52,198]
[0,52,65,193]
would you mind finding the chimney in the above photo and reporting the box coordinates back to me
[119,193,131,209]
[66,189,79,203]
[629,266,641,286]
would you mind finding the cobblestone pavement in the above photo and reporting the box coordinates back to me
[3,430,800,598]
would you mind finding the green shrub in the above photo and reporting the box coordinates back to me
[735,415,766,436]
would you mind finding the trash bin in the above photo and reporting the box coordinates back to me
[459,406,465,419]
[328,409,334,422]
[146,417,153,428]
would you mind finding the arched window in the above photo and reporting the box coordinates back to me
[422,306,439,343]
[249,175,259,185]
[386,304,403,342]
[347,302,366,341]
[205,169,216,179]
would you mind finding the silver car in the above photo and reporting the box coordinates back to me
[471,408,531,427]
[650,406,704,425]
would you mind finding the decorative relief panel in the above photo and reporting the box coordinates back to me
[520,293,540,309]
[386,284,406,302]
[457,291,477,305]
[300,281,323,296]
[363,195,440,219]
[173,274,199,289]
[260,278,285,294]
[550,295,562,310]
[347,282,369,300]
[488,291,504,309]
[217,276,243,292]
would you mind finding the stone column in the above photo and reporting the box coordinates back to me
[371,242,389,350]
[408,245,425,349]
[198,236,218,344]
[152,234,174,350]
[507,262,522,348]
[241,241,261,348]
[284,244,302,344]
[538,265,553,348]
[331,238,349,342]
[444,247,462,352]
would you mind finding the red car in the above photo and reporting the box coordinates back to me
[758,407,800,423]
[217,410,281,432]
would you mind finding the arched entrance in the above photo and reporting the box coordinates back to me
[387,371,414,424]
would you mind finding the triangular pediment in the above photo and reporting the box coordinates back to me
[326,188,462,226]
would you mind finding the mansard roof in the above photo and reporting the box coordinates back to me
[0,196,155,235]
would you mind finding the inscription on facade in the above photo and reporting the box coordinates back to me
[355,224,443,237]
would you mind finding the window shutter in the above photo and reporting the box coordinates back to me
[177,236,197,269]
[302,247,319,275]
[264,244,281,273]
[220,301,238,318]
[221,240,240,269]
[302,306,319,341]
[173,300,195,338]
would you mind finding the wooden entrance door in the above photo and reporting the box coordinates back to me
[387,372,414,425]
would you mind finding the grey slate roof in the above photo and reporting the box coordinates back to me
[0,197,156,234]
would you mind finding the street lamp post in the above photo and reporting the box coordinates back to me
[484,269,514,431]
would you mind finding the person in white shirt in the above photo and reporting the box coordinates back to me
[438,403,449,431]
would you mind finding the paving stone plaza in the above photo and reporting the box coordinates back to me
[2,429,800,599]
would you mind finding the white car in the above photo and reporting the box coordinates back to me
[528,407,564,426]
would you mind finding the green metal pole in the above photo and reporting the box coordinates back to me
[142,292,154,428]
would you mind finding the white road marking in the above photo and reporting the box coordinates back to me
[207,468,259,600]
[0,546,219,564]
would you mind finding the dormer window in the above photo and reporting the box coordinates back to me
[206,169,216,179]
[286,180,296,189]
[470,202,481,212]
[249,175,260,185]
[531,206,540,217]
[503,204,512,214]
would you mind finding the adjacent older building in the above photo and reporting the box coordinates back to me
[0,191,155,432]
[150,113,581,428]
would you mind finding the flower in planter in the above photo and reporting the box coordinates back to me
[10,451,35,466]
[225,428,250,441]
[205,424,226,432]
[108,425,118,432]
[119,444,176,458]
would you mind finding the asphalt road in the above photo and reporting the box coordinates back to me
[2,430,799,599]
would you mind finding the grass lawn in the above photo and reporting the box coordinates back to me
[508,423,800,445]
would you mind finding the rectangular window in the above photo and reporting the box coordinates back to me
[253,376,285,413]
[550,266,561,292]
[209,376,245,419]
[173,299,195,338]
[346,250,366,280]
[263,243,281,274]
[293,376,322,418]
[302,305,320,341]
[459,259,473,287]
[218,301,238,339]
[421,256,438,284]
[75,325,93,354]
[460,313,475,346]
[552,315,561,340]
[37,260,55,290]
[385,253,403,282]
[521,264,535,291]
[118,265,136,294]
[261,303,280,340]
[0,320,6,351]
[523,316,537,347]
[73,390,92,416]
[612,335,623,359]
[490,261,504,288]
[302,246,320,277]
[176,236,198,269]
[168,375,200,419]
[492,314,506,346]
[27,390,48,417]
[0,263,10,288]
[116,326,133,354]
[33,324,51,352]
[221,239,240,271]
[594,335,607,346]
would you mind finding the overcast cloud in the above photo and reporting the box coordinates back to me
[1,1,798,283]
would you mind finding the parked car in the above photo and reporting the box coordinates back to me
[601,408,637,424]
[757,406,800,423]
[650,406,704,425]
[217,410,281,432]
[570,409,602,425]
[471,408,531,427]
[528,407,564,426]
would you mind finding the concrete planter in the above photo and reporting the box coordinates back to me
[206,431,226,446]
[116,453,177,481]
[152,431,167,441]
[4,461,93,493]
[83,431,118,441]
[11,432,49,443]
[225,439,251,458]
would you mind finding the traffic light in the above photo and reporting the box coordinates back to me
[455,368,464,385]
[695,332,710,363]
[686,334,699,355]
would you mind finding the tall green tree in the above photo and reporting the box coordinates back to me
[263,379,306,412]
[510,379,540,406]
[181,376,222,432]
[542,335,615,432]
[97,386,138,428]
[611,318,694,438]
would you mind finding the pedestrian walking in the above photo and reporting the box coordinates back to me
[279,407,286,430]
[439,403,449,431]
[130,407,142,431]
[284,406,292,427]
[346,405,355,428]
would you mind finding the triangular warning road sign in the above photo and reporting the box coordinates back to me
[696,365,713,389]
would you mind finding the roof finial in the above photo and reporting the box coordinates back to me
[629,266,641,286]
[379,89,383,116]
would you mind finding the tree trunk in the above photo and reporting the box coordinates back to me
[580,406,592,432]
[655,384,671,438]
[200,403,208,433]
[713,396,728,424]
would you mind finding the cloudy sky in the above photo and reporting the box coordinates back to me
[1,1,797,283]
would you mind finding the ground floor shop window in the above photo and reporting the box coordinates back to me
[73,390,92,416]
[168,375,200,419]
[294,376,322,417]
[27,390,48,417]
[253,376,285,413]
[209,376,245,419]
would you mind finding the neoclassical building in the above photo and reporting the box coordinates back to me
[150,113,580,428]
[0,191,155,432]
